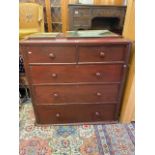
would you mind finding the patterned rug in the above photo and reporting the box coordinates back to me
[19,102,135,155]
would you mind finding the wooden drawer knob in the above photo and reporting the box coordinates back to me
[96,92,102,96]
[53,93,59,97]
[49,53,55,59]
[123,64,127,68]
[96,72,101,77]
[95,111,100,116]
[100,52,105,58]
[56,113,60,117]
[52,73,57,78]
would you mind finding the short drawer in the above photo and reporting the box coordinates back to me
[26,46,76,63]
[73,8,91,17]
[34,84,120,104]
[30,64,123,84]
[79,45,127,62]
[36,104,116,124]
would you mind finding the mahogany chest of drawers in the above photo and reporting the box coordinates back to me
[20,34,131,124]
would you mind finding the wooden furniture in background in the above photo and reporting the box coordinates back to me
[68,4,126,34]
[51,0,62,32]
[120,0,135,123]
[19,0,127,32]
[20,32,131,124]
[66,0,127,32]
[45,0,69,32]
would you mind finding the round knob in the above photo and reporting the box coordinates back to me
[49,53,55,59]
[53,93,59,97]
[96,92,102,96]
[96,72,101,77]
[52,73,57,78]
[95,112,100,116]
[28,51,32,54]
[123,64,127,68]
[100,52,105,58]
[56,113,60,117]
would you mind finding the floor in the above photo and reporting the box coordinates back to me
[19,101,135,155]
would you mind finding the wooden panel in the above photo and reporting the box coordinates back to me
[79,45,127,62]
[36,104,116,124]
[61,0,69,32]
[34,84,120,104]
[120,0,135,123]
[94,0,124,5]
[45,0,52,31]
[27,46,76,63]
[123,0,135,41]
[120,47,135,122]
[120,71,135,122]
[30,64,124,84]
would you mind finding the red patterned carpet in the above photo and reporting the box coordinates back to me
[19,102,135,155]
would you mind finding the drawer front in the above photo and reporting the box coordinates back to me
[79,45,127,62]
[30,64,123,84]
[73,8,91,17]
[36,104,116,124]
[27,46,76,63]
[34,84,120,104]
[73,17,90,26]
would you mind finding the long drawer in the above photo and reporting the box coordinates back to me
[33,84,120,104]
[30,64,124,84]
[78,45,127,62]
[26,46,76,63]
[35,104,116,124]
